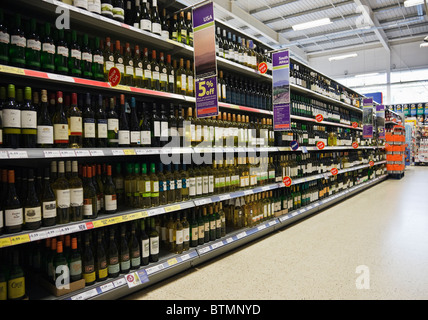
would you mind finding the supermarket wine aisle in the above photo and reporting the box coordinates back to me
[123,166,428,300]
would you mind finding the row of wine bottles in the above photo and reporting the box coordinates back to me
[0,160,387,300]
[0,148,384,235]
[0,85,277,149]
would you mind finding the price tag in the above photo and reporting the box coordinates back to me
[8,151,28,158]
[123,149,136,155]
[112,149,125,156]
[46,228,61,238]
[75,150,91,157]
[236,231,247,239]
[167,258,178,266]
[225,237,234,244]
[60,150,76,157]
[257,224,267,231]
[211,241,224,249]
[165,204,181,213]
[44,150,61,158]
[112,278,127,287]
[47,73,76,83]
[90,150,104,157]
[244,190,253,195]
[198,246,211,254]
[0,151,9,158]
[195,198,211,206]
[0,65,26,75]
[10,234,30,246]
[181,254,190,261]
[99,282,115,293]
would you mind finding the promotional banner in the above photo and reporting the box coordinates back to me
[403,104,409,116]
[417,103,424,116]
[410,103,417,116]
[424,103,428,116]
[272,50,291,131]
[376,104,385,140]
[192,2,218,118]
[363,98,373,139]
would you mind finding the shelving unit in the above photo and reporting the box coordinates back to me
[0,0,388,301]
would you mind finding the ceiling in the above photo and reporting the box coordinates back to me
[200,0,428,62]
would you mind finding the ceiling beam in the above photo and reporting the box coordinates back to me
[212,0,308,62]
[249,0,299,15]
[353,0,390,52]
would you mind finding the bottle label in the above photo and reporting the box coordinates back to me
[176,229,183,245]
[126,65,134,75]
[112,7,124,20]
[161,30,169,40]
[88,1,101,14]
[41,200,56,218]
[150,236,159,255]
[5,208,23,227]
[7,277,25,300]
[152,181,159,193]
[3,109,21,128]
[21,110,37,129]
[69,117,82,135]
[152,23,161,35]
[140,19,151,31]
[105,61,115,71]
[70,260,82,277]
[83,270,96,284]
[160,72,168,83]
[143,181,151,197]
[70,188,84,207]
[71,49,81,60]
[24,206,42,223]
[141,131,151,145]
[84,120,96,138]
[115,63,124,74]
[120,259,130,271]
[104,194,117,211]
[161,122,168,138]
[97,120,108,138]
[118,130,130,145]
[0,31,9,44]
[169,74,174,84]
[141,238,150,258]
[144,68,152,79]
[43,43,55,54]
[93,54,104,65]
[154,121,160,137]
[189,177,196,196]
[135,67,143,77]
[108,118,119,133]
[57,46,69,57]
[188,76,194,92]
[83,199,93,216]
[108,262,120,274]
[181,74,187,90]
[27,39,41,51]
[56,189,70,208]
[82,52,92,63]
[11,35,26,48]
[130,131,141,145]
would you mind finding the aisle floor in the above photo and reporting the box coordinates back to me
[123,166,428,300]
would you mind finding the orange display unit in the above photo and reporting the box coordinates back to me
[386,125,406,179]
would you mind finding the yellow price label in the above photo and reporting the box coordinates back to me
[167,258,178,266]
[123,149,136,155]
[141,211,149,218]
[10,234,30,246]
[0,237,12,248]
[0,65,26,76]
[114,84,132,91]
[165,205,181,213]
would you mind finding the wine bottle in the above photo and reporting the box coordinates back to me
[140,0,152,31]
[92,37,104,81]
[149,163,159,207]
[69,236,83,282]
[166,54,175,93]
[132,0,141,28]
[186,12,193,46]
[53,91,69,147]
[24,169,42,231]
[161,8,169,40]
[82,93,96,148]
[171,14,178,42]
[129,222,141,269]
[123,42,134,86]
[81,34,93,79]
[178,11,187,45]
[142,47,151,89]
[26,18,41,70]
[139,163,151,208]
[160,104,168,147]
[9,14,26,68]
[69,161,84,222]
[182,211,190,251]
[82,232,96,286]
[140,103,151,147]
[107,97,119,147]
[151,103,161,147]
[103,37,114,81]
[55,29,69,75]
[118,94,130,147]
[185,60,194,97]
[113,0,125,22]
[130,97,141,146]
[36,90,53,147]
[140,219,150,266]
[190,209,198,247]
[114,163,125,206]
[95,94,108,147]
[41,167,56,227]
[107,227,120,278]
[2,84,21,149]
[113,40,125,85]
[68,93,83,148]
[7,250,25,300]
[69,30,82,77]
[104,165,117,214]
[20,87,37,148]
[176,58,186,95]
[150,50,160,91]
[41,22,55,72]
[101,0,114,18]
[54,240,70,288]
[52,161,70,225]
[0,9,10,66]
[119,224,130,274]
[95,230,108,282]
[159,52,168,92]
[151,0,161,35]
[4,170,23,234]
[124,0,134,26]
[133,45,143,88]
[149,217,159,262]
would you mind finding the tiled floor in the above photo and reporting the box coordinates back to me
[123,166,428,300]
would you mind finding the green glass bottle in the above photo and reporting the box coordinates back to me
[129,222,141,270]
[140,163,151,209]
[107,227,120,278]
[69,237,83,282]
[95,230,108,282]
[81,34,93,79]
[140,219,150,266]
[7,250,25,300]
[149,217,159,262]
[41,22,55,72]
[82,232,96,286]
[0,8,9,65]
[119,224,130,274]
[92,37,104,81]
[68,30,82,77]
[25,18,41,70]
[149,163,159,207]
[55,28,69,75]
[9,14,26,68]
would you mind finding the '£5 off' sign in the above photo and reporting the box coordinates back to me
[283,176,292,187]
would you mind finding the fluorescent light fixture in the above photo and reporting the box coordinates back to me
[329,53,358,61]
[292,18,332,31]
[420,42,428,48]
[404,0,425,7]
[355,72,379,78]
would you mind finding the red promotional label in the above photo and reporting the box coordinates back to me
[108,67,121,87]
[331,168,338,176]
[317,141,325,150]
[283,176,292,187]
[258,62,268,74]
[316,114,324,122]
[352,122,359,128]
[369,161,375,167]
[352,142,359,149]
